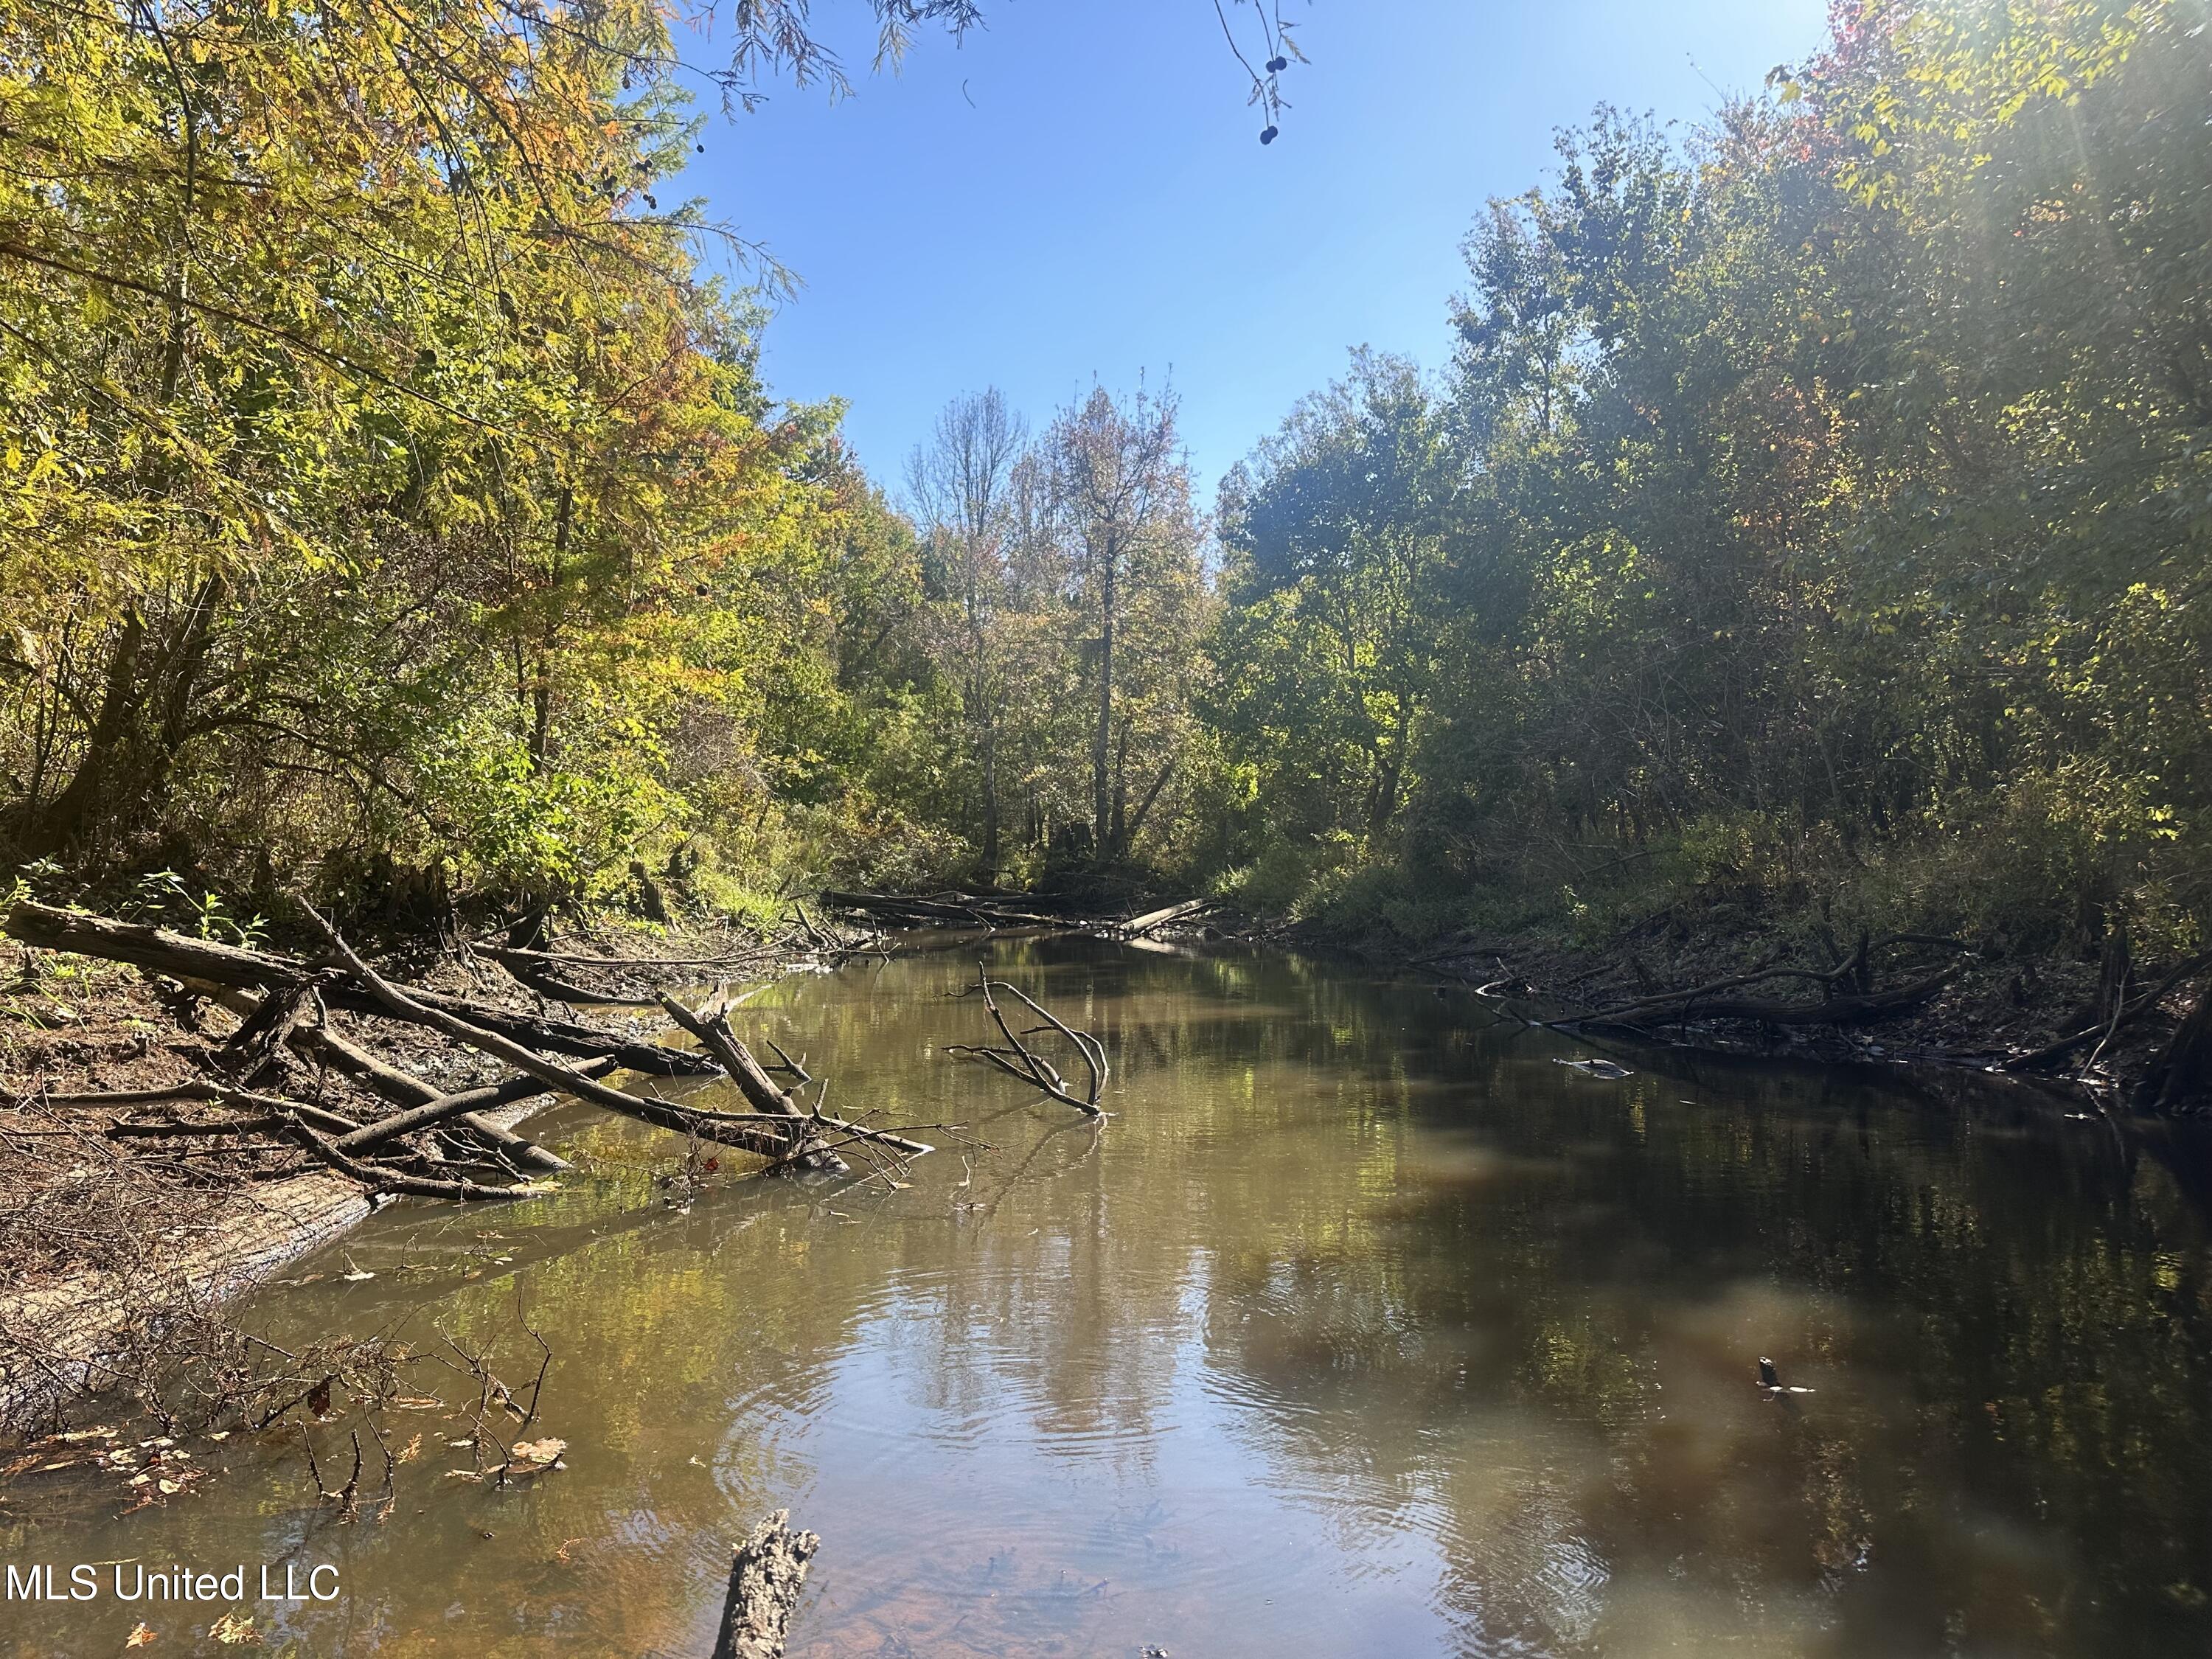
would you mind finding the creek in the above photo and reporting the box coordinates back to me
[6,939,2211,1657]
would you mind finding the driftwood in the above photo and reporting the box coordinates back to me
[10,898,940,1215]
[333,1058,619,1158]
[288,1119,554,1203]
[299,907,822,1158]
[305,908,936,1166]
[77,1085,545,1200]
[945,965,1108,1117]
[194,984,571,1175]
[293,1017,572,1175]
[479,942,771,973]
[1116,897,1213,937]
[1565,966,1955,1030]
[66,1081,361,1138]
[659,995,845,1174]
[820,889,1068,930]
[658,995,937,1163]
[1,902,712,1077]
[492,958,646,1006]
[709,1511,818,1659]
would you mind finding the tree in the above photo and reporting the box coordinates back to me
[907,389,1028,870]
[1041,384,1204,860]
[1214,349,1454,844]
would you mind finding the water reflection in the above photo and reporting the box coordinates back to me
[4,940,2209,1657]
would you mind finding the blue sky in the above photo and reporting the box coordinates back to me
[675,0,1832,500]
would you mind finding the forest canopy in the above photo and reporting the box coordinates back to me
[2,0,2207,965]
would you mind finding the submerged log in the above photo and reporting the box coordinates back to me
[709,1511,818,1659]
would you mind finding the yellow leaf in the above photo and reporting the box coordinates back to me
[125,1624,157,1649]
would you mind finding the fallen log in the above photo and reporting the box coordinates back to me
[194,984,571,1175]
[1564,969,1955,1030]
[301,908,930,1164]
[655,996,934,1161]
[300,907,809,1159]
[819,889,1068,929]
[658,997,844,1174]
[710,1511,818,1659]
[493,957,648,1006]
[47,1079,361,1137]
[479,942,772,973]
[287,1119,553,1203]
[3,902,712,1077]
[1116,897,1213,937]
[334,1058,619,1159]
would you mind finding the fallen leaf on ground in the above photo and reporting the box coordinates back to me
[509,1438,567,1466]
[207,1612,259,1644]
[125,1622,157,1646]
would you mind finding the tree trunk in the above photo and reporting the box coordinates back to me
[21,608,147,856]
[1108,722,1129,857]
[2150,980,2212,1112]
[2097,917,2132,1027]
[1092,552,1116,855]
[530,485,573,773]
[978,703,1000,870]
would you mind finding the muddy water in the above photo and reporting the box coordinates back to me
[7,939,2212,1658]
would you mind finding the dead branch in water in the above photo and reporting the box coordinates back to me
[945,964,1107,1117]
[288,1118,554,1203]
[712,1509,819,1659]
[298,902,854,1163]
[658,995,846,1174]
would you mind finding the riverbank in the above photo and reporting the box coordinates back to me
[0,905,809,1437]
[1287,897,2212,1114]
